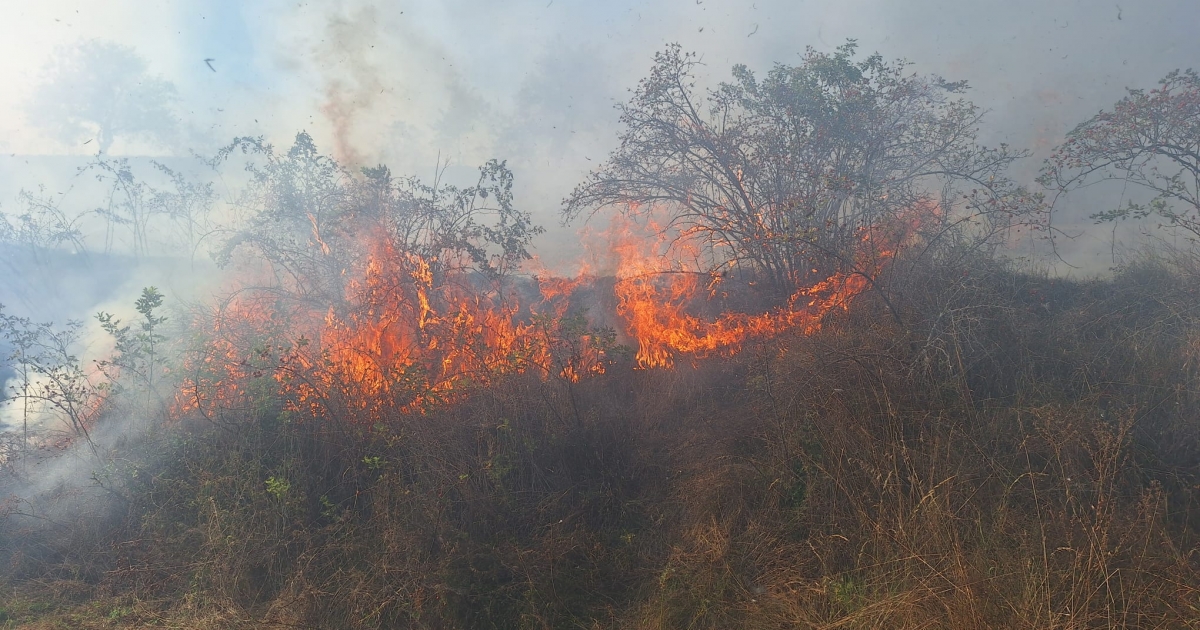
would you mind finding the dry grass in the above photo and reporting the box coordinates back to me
[2,250,1200,628]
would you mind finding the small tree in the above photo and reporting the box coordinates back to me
[70,155,217,259]
[565,43,1040,299]
[1040,69,1200,243]
[151,161,218,265]
[216,132,543,309]
[97,286,168,398]
[86,156,170,258]
[28,39,179,154]
[0,309,103,453]
[92,157,148,256]
[5,187,89,261]
[198,133,547,420]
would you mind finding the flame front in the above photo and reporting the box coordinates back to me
[602,214,895,368]
[178,208,913,424]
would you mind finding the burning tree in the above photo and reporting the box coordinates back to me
[216,132,540,311]
[565,43,1040,300]
[184,133,586,421]
[1040,69,1200,243]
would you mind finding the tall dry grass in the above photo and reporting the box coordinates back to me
[2,250,1199,629]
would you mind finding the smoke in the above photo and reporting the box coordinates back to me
[283,0,1200,270]
[4,1,1197,237]
[0,0,1197,308]
[318,6,385,167]
[0,1,1198,600]
[0,1,1193,431]
[0,255,217,528]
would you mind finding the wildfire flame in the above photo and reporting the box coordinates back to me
[601,213,896,368]
[178,206,915,423]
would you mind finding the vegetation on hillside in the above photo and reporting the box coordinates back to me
[1,46,1199,629]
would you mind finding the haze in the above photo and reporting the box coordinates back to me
[2,0,1197,269]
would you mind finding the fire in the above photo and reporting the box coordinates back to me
[177,206,913,424]
[179,229,614,424]
[600,213,895,368]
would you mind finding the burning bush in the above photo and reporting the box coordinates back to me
[180,133,622,427]
[7,43,1200,630]
[564,43,1045,303]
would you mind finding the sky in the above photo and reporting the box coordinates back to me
[1,0,1198,269]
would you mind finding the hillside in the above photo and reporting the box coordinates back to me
[3,38,1200,629]
[1,249,1198,629]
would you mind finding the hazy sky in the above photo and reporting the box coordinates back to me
[2,0,1198,267]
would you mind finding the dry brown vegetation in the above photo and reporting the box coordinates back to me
[5,43,1200,629]
[2,244,1199,629]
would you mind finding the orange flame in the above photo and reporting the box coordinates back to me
[600,213,894,368]
[176,206,918,424]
